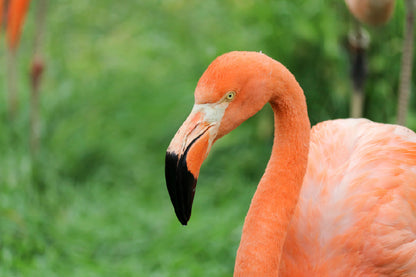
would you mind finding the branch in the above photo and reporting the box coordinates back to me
[397,0,415,126]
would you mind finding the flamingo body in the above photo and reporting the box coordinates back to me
[345,0,396,26]
[165,51,416,276]
[282,118,416,276]
[6,0,31,50]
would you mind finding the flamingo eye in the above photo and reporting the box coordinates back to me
[225,91,236,101]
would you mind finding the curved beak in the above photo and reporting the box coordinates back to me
[165,104,223,225]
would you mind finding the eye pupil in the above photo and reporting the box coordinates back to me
[226,91,235,100]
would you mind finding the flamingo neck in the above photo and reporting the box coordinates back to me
[234,66,310,276]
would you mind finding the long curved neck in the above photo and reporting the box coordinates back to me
[234,64,310,276]
[345,0,395,25]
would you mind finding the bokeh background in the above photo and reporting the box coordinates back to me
[0,0,414,276]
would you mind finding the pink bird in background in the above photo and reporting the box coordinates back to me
[165,51,416,276]
[344,0,414,126]
[345,0,395,25]
[1,0,46,153]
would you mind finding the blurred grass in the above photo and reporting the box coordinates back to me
[0,0,414,276]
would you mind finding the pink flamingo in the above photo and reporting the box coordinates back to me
[165,51,416,276]
[345,0,414,126]
[344,0,396,118]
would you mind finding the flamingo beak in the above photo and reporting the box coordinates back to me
[165,104,224,225]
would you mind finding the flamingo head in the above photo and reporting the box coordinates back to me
[165,51,278,225]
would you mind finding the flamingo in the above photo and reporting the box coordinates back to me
[1,0,32,119]
[165,51,416,276]
[344,0,396,119]
[344,0,415,126]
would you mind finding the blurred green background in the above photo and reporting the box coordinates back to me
[0,0,414,276]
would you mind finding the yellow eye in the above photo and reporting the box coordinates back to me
[225,91,235,101]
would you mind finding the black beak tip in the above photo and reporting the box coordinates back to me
[179,217,189,226]
[165,151,197,225]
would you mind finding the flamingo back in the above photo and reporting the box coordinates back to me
[281,118,416,276]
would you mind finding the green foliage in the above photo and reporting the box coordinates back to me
[0,0,413,276]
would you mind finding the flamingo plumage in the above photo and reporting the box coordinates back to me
[345,0,396,26]
[165,51,416,276]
